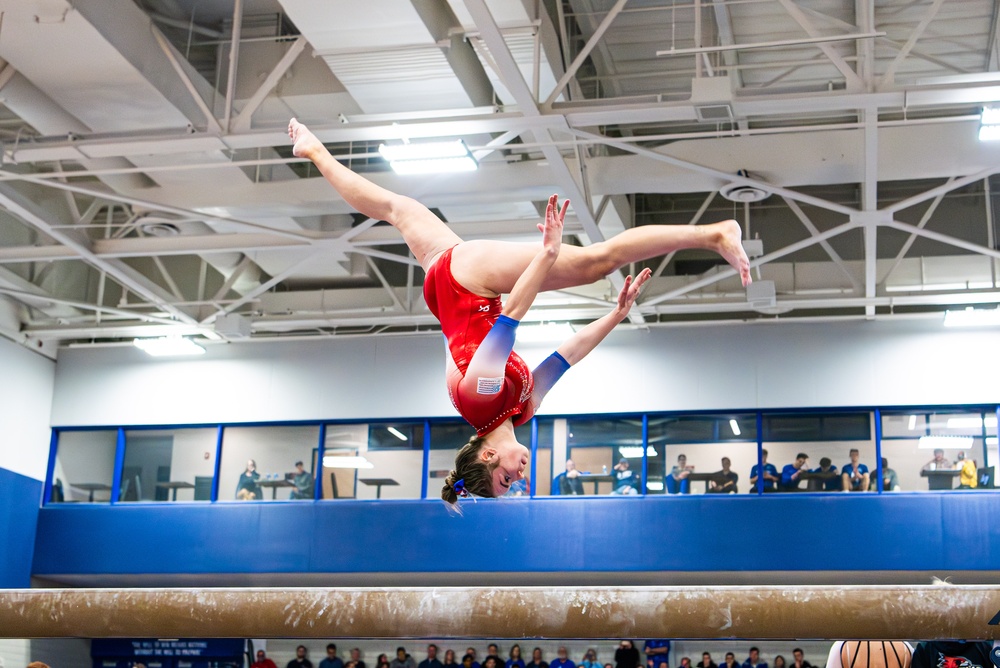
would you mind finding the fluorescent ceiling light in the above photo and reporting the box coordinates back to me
[982,106,1000,125]
[946,416,998,429]
[322,456,375,469]
[516,322,575,343]
[908,414,917,430]
[943,306,1000,327]
[378,140,478,175]
[979,124,1000,141]
[619,445,658,458]
[729,419,741,436]
[387,426,408,441]
[133,337,205,357]
[646,481,665,491]
[917,435,974,449]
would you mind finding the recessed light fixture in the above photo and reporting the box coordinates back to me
[917,435,974,449]
[943,306,1000,327]
[378,140,478,174]
[729,419,741,436]
[322,456,375,469]
[979,107,1000,141]
[133,337,205,357]
[619,446,658,458]
[387,426,408,441]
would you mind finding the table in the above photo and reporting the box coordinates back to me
[156,481,195,501]
[70,482,112,502]
[800,470,840,491]
[921,468,960,490]
[258,478,294,499]
[575,473,616,494]
[687,472,729,493]
[359,477,399,499]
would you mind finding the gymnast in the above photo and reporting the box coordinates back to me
[288,118,751,502]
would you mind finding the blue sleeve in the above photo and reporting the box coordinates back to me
[860,464,869,474]
[529,351,571,407]
[780,465,793,485]
[465,314,518,390]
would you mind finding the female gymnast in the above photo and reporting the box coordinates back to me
[288,118,751,502]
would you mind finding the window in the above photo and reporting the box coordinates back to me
[219,425,320,501]
[51,430,118,503]
[121,428,217,502]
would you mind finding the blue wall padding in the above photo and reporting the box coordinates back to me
[0,467,42,587]
[31,493,1000,578]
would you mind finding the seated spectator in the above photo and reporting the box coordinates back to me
[290,460,315,499]
[551,648,575,668]
[461,657,475,668]
[377,655,391,668]
[720,654,740,668]
[742,648,767,668]
[554,459,584,495]
[253,650,278,668]
[697,653,717,668]
[443,651,458,668]
[643,640,669,668]
[615,642,639,668]
[789,649,812,668]
[352,649,367,668]
[870,457,900,492]
[779,453,810,491]
[679,659,692,668]
[236,459,261,500]
[419,646,443,668]
[391,648,416,668]
[611,459,640,495]
[580,650,600,668]
[289,647,314,668]
[957,451,978,489]
[749,450,779,492]
[507,646,526,668]
[464,649,480,668]
[320,645,344,668]
[773,657,785,668]
[841,448,870,492]
[526,649,548,668]
[811,457,840,491]
[922,448,954,471]
[666,454,693,494]
[482,658,501,668]
[486,645,501,665]
[708,457,738,493]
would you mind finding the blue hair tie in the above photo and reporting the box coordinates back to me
[453,478,467,497]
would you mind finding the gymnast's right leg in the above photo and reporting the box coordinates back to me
[288,119,461,272]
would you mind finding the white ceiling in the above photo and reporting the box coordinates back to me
[1,0,999,355]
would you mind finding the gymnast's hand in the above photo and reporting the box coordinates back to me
[613,267,652,320]
[537,194,567,256]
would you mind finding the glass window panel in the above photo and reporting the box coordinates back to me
[650,414,757,495]
[563,416,643,495]
[763,412,874,493]
[52,430,118,503]
[426,420,532,499]
[321,423,367,500]
[219,425,320,501]
[881,409,997,492]
[358,421,424,499]
[122,428,217,502]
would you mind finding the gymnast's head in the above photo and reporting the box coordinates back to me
[442,429,529,502]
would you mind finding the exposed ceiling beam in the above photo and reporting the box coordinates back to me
[878,0,947,89]
[231,37,309,132]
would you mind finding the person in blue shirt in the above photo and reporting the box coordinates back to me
[506,646,526,668]
[550,648,575,668]
[841,448,870,492]
[611,458,640,495]
[779,453,809,491]
[418,647,443,668]
[320,645,344,668]
[666,454,692,494]
[742,648,767,668]
[810,457,839,491]
[643,641,670,668]
[749,449,779,492]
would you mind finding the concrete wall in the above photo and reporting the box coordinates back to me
[0,336,55,480]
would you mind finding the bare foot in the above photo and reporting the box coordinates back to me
[288,118,324,161]
[714,219,752,287]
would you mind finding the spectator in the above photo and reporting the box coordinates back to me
[779,453,809,491]
[526,649,548,668]
[443,651,459,668]
[615,641,640,668]
[749,450,779,492]
[742,648,767,668]
[957,451,978,489]
[377,656,391,668]
[290,460,315,499]
[391,648,416,668]
[352,649,367,668]
[550,648,575,668]
[288,646,313,668]
[612,459,640,495]
[773,657,785,668]
[554,460,584,495]
[789,649,813,668]
[507,646,526,668]
[420,646,444,668]
[236,459,261,500]
[482,658,501,668]
[697,653,717,668]
[486,646,501,666]
[679,659,692,668]
[580,650,600,668]
[708,457,738,494]
[465,649,480,668]
[253,651,278,668]
[871,458,900,492]
[666,454,693,494]
[720,654,740,668]
[461,657,475,668]
[841,448,870,492]
[643,640,670,668]
[921,448,954,471]
[809,457,839,491]
[320,645,344,668]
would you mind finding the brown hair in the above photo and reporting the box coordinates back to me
[442,435,497,502]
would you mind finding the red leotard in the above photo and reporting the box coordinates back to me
[423,246,535,436]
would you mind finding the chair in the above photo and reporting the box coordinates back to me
[977,466,995,489]
[51,478,65,503]
[118,478,131,502]
[193,476,213,501]
[330,472,354,499]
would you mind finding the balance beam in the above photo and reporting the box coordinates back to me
[2,586,999,639]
